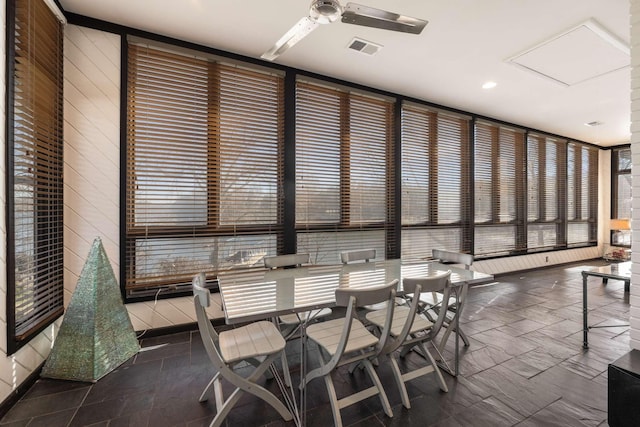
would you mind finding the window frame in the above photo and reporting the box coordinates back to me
[611,146,631,247]
[124,42,285,300]
[6,0,65,354]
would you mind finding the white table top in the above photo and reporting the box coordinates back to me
[217,259,494,325]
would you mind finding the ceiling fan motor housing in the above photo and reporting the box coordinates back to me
[310,0,343,24]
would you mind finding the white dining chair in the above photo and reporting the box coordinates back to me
[421,249,473,352]
[365,270,452,409]
[192,273,293,427]
[340,248,376,264]
[303,279,399,427]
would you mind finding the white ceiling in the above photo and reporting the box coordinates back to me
[58,0,631,146]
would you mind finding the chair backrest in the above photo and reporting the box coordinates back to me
[264,253,310,269]
[432,249,473,270]
[192,273,225,370]
[330,279,398,366]
[388,270,452,352]
[335,279,399,308]
[340,249,376,264]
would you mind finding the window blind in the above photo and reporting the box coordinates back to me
[567,142,598,246]
[400,104,471,258]
[8,0,65,351]
[126,44,283,296]
[295,81,394,264]
[527,134,566,250]
[474,121,526,257]
[613,147,631,219]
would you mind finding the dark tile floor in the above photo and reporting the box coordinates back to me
[0,259,629,426]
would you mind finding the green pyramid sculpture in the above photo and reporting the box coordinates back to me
[41,237,140,382]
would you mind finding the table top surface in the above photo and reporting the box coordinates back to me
[582,261,631,281]
[217,259,494,324]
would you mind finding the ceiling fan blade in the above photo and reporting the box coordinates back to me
[342,2,427,34]
[261,16,320,61]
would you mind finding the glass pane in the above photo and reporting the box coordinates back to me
[218,67,280,225]
[567,222,589,245]
[617,147,631,171]
[617,174,632,218]
[296,85,341,224]
[297,230,386,265]
[527,140,539,222]
[527,224,556,250]
[401,227,463,259]
[135,234,277,284]
[474,125,493,223]
[437,116,463,223]
[401,109,431,225]
[498,136,516,222]
[349,96,388,224]
[475,225,516,256]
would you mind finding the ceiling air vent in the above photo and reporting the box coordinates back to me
[347,37,382,56]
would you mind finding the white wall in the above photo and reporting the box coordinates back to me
[630,0,640,351]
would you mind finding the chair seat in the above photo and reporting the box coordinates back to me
[219,320,286,363]
[307,317,378,356]
[278,308,333,325]
[366,306,433,337]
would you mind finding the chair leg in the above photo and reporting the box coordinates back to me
[362,359,393,418]
[389,356,411,409]
[419,342,448,393]
[199,372,220,402]
[220,354,293,424]
[324,373,343,427]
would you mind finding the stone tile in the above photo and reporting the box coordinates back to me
[452,396,525,427]
[1,387,89,423]
[469,364,562,417]
[516,398,606,427]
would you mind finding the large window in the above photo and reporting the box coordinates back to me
[124,41,601,297]
[400,104,471,258]
[611,146,631,246]
[7,0,65,353]
[474,121,526,257]
[125,44,284,297]
[612,147,631,218]
[567,142,598,246]
[295,81,394,264]
[527,134,567,250]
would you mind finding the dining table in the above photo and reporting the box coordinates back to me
[216,258,494,426]
[218,258,493,368]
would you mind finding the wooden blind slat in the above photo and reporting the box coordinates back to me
[10,0,65,347]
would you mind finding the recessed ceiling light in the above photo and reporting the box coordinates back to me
[482,81,497,89]
[584,121,603,127]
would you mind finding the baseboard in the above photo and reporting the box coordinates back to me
[0,361,44,419]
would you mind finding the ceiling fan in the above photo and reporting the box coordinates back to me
[261,0,428,61]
